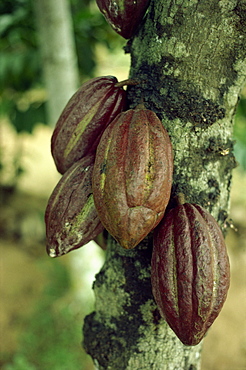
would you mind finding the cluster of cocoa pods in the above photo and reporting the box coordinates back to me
[45,75,230,346]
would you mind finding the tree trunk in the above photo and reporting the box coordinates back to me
[34,0,80,126]
[83,0,246,368]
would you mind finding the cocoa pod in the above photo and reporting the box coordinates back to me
[96,0,150,39]
[92,106,173,249]
[45,155,104,257]
[51,76,126,174]
[151,202,230,346]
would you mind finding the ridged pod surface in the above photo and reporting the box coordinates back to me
[151,203,230,346]
[45,155,104,257]
[51,76,126,174]
[96,0,150,39]
[92,107,173,249]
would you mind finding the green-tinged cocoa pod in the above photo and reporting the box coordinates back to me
[45,155,104,257]
[96,0,150,39]
[51,76,127,174]
[151,201,230,346]
[92,106,173,249]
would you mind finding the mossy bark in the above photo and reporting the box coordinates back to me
[83,0,246,368]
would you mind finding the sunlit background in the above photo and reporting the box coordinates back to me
[0,1,246,369]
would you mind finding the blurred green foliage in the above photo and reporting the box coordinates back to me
[0,0,120,93]
[0,0,122,133]
[71,0,123,77]
[2,259,92,370]
[234,95,246,171]
[0,0,40,92]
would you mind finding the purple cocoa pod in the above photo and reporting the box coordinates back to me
[51,76,126,174]
[92,106,173,249]
[96,0,150,39]
[45,155,104,257]
[151,202,230,346]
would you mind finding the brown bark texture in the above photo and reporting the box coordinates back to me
[83,0,246,368]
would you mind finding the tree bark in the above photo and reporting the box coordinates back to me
[35,0,80,126]
[83,0,246,368]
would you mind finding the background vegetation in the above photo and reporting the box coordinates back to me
[0,0,245,369]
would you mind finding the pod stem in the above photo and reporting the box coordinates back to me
[115,78,140,88]
[135,103,146,110]
[176,193,186,206]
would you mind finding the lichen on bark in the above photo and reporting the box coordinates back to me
[83,0,246,368]
[84,237,203,369]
